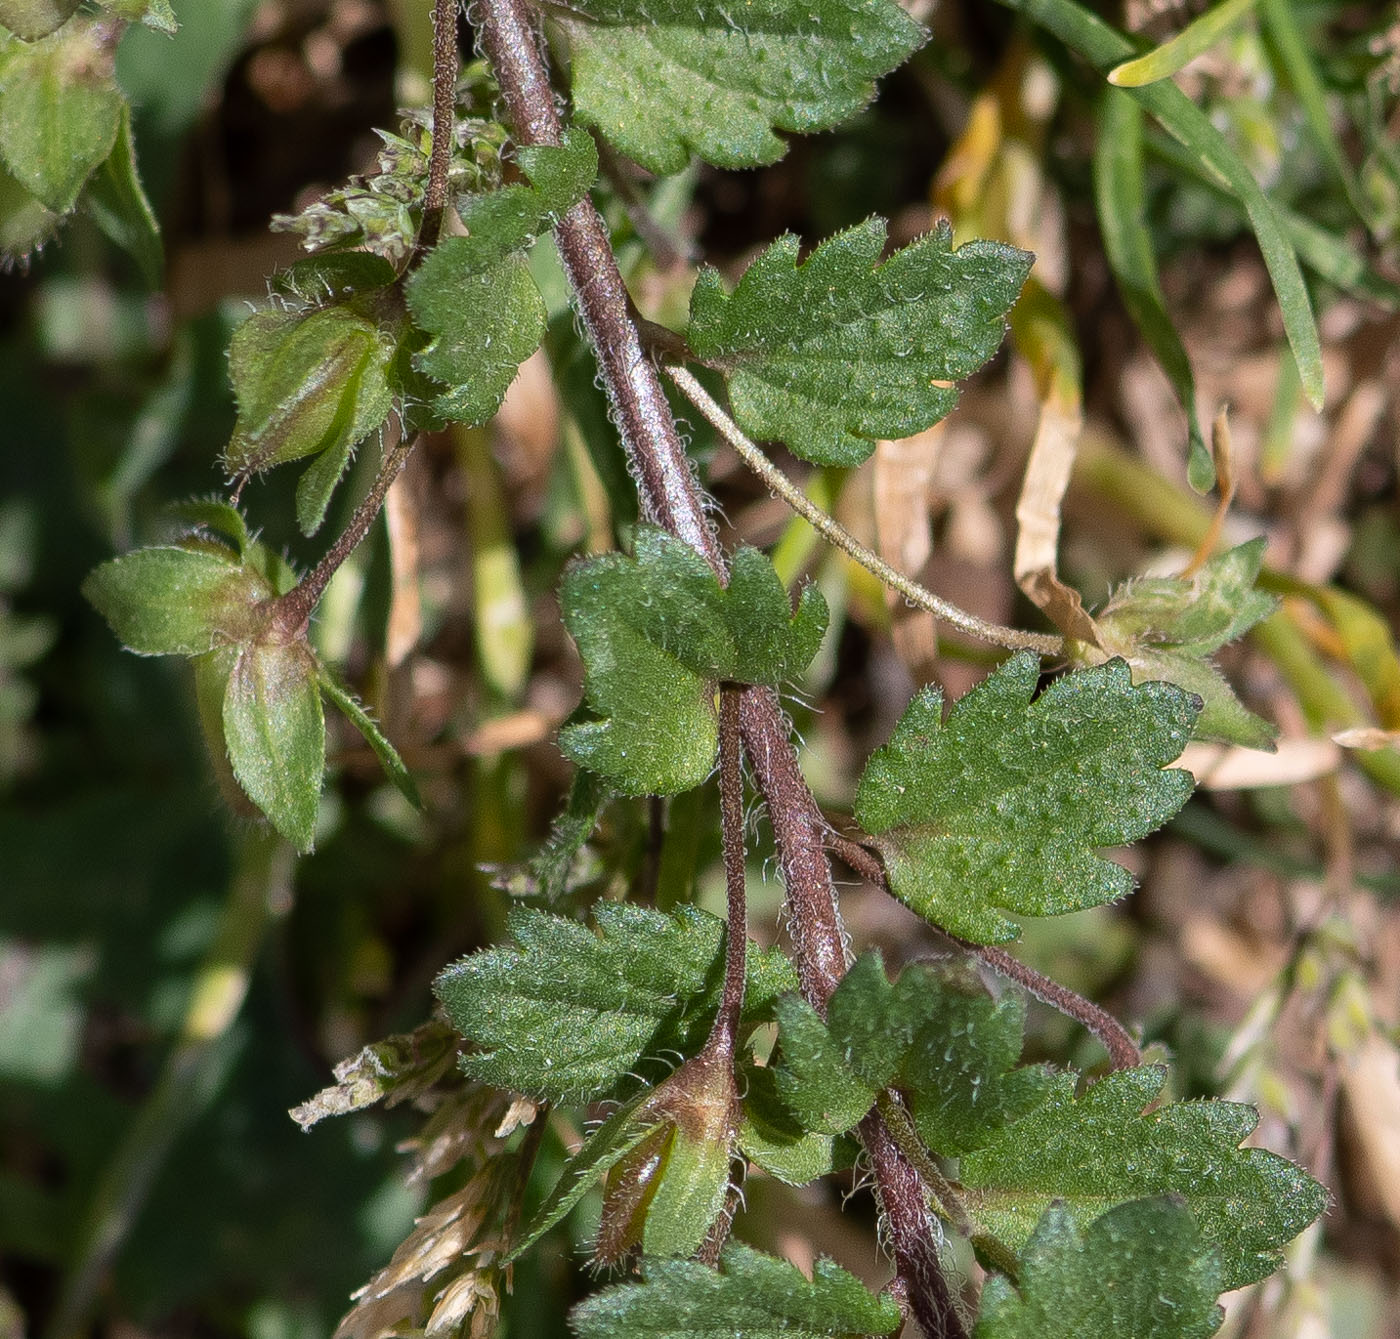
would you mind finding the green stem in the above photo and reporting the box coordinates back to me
[45,831,294,1339]
[667,365,1063,656]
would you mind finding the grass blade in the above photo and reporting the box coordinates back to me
[1108,0,1257,87]
[997,0,1325,409]
[1093,87,1210,488]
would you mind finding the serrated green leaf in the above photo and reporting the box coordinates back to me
[0,20,123,212]
[960,1066,1327,1291]
[0,0,78,42]
[558,0,924,174]
[82,546,271,656]
[222,639,325,852]
[737,1065,852,1186]
[570,1242,901,1339]
[317,669,421,810]
[559,528,827,794]
[973,1198,1224,1339]
[224,307,393,480]
[406,254,545,426]
[433,901,798,1105]
[772,955,1053,1148]
[688,218,1030,466]
[854,653,1197,943]
[1090,540,1278,747]
[774,953,906,1134]
[403,131,595,426]
[1093,89,1207,487]
[84,101,161,285]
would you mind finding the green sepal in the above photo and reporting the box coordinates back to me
[0,19,123,212]
[0,160,60,266]
[569,1242,902,1339]
[81,545,271,656]
[84,101,161,285]
[165,499,250,557]
[854,653,1197,944]
[405,130,596,426]
[688,218,1031,465]
[509,1086,659,1259]
[224,307,393,486]
[433,901,797,1105]
[558,0,925,175]
[222,638,326,853]
[973,1198,1224,1339]
[0,0,78,42]
[959,1065,1328,1292]
[489,769,613,902]
[559,527,827,795]
[269,252,399,308]
[317,669,421,810]
[737,1064,853,1186]
[1085,540,1278,748]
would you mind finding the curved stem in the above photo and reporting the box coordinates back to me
[823,829,1141,1070]
[667,364,1065,656]
[268,430,416,638]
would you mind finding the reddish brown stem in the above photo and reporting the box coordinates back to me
[711,688,748,1060]
[472,0,720,567]
[469,1,964,1327]
[267,433,415,638]
[419,0,460,253]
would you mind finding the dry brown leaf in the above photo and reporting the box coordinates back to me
[1178,738,1341,789]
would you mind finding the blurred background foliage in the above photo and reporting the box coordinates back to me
[2,1,1400,1337]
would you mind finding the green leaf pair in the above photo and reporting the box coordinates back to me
[560,527,828,795]
[767,954,1324,1292]
[82,505,417,851]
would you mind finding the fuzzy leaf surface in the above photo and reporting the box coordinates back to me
[1088,541,1278,747]
[738,1065,853,1186]
[557,0,924,174]
[224,307,392,485]
[688,219,1030,465]
[222,639,325,852]
[973,1198,1223,1339]
[773,954,1053,1148]
[405,131,595,425]
[433,902,798,1104]
[82,546,269,656]
[570,1242,901,1339]
[0,21,122,212]
[959,1065,1327,1291]
[560,527,827,794]
[854,653,1197,943]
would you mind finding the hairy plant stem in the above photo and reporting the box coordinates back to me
[268,431,416,638]
[471,1,966,1329]
[711,688,748,1062]
[667,364,1065,656]
[419,0,460,253]
[824,828,1142,1070]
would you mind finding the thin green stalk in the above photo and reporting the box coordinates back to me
[46,831,294,1339]
[666,365,1063,656]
